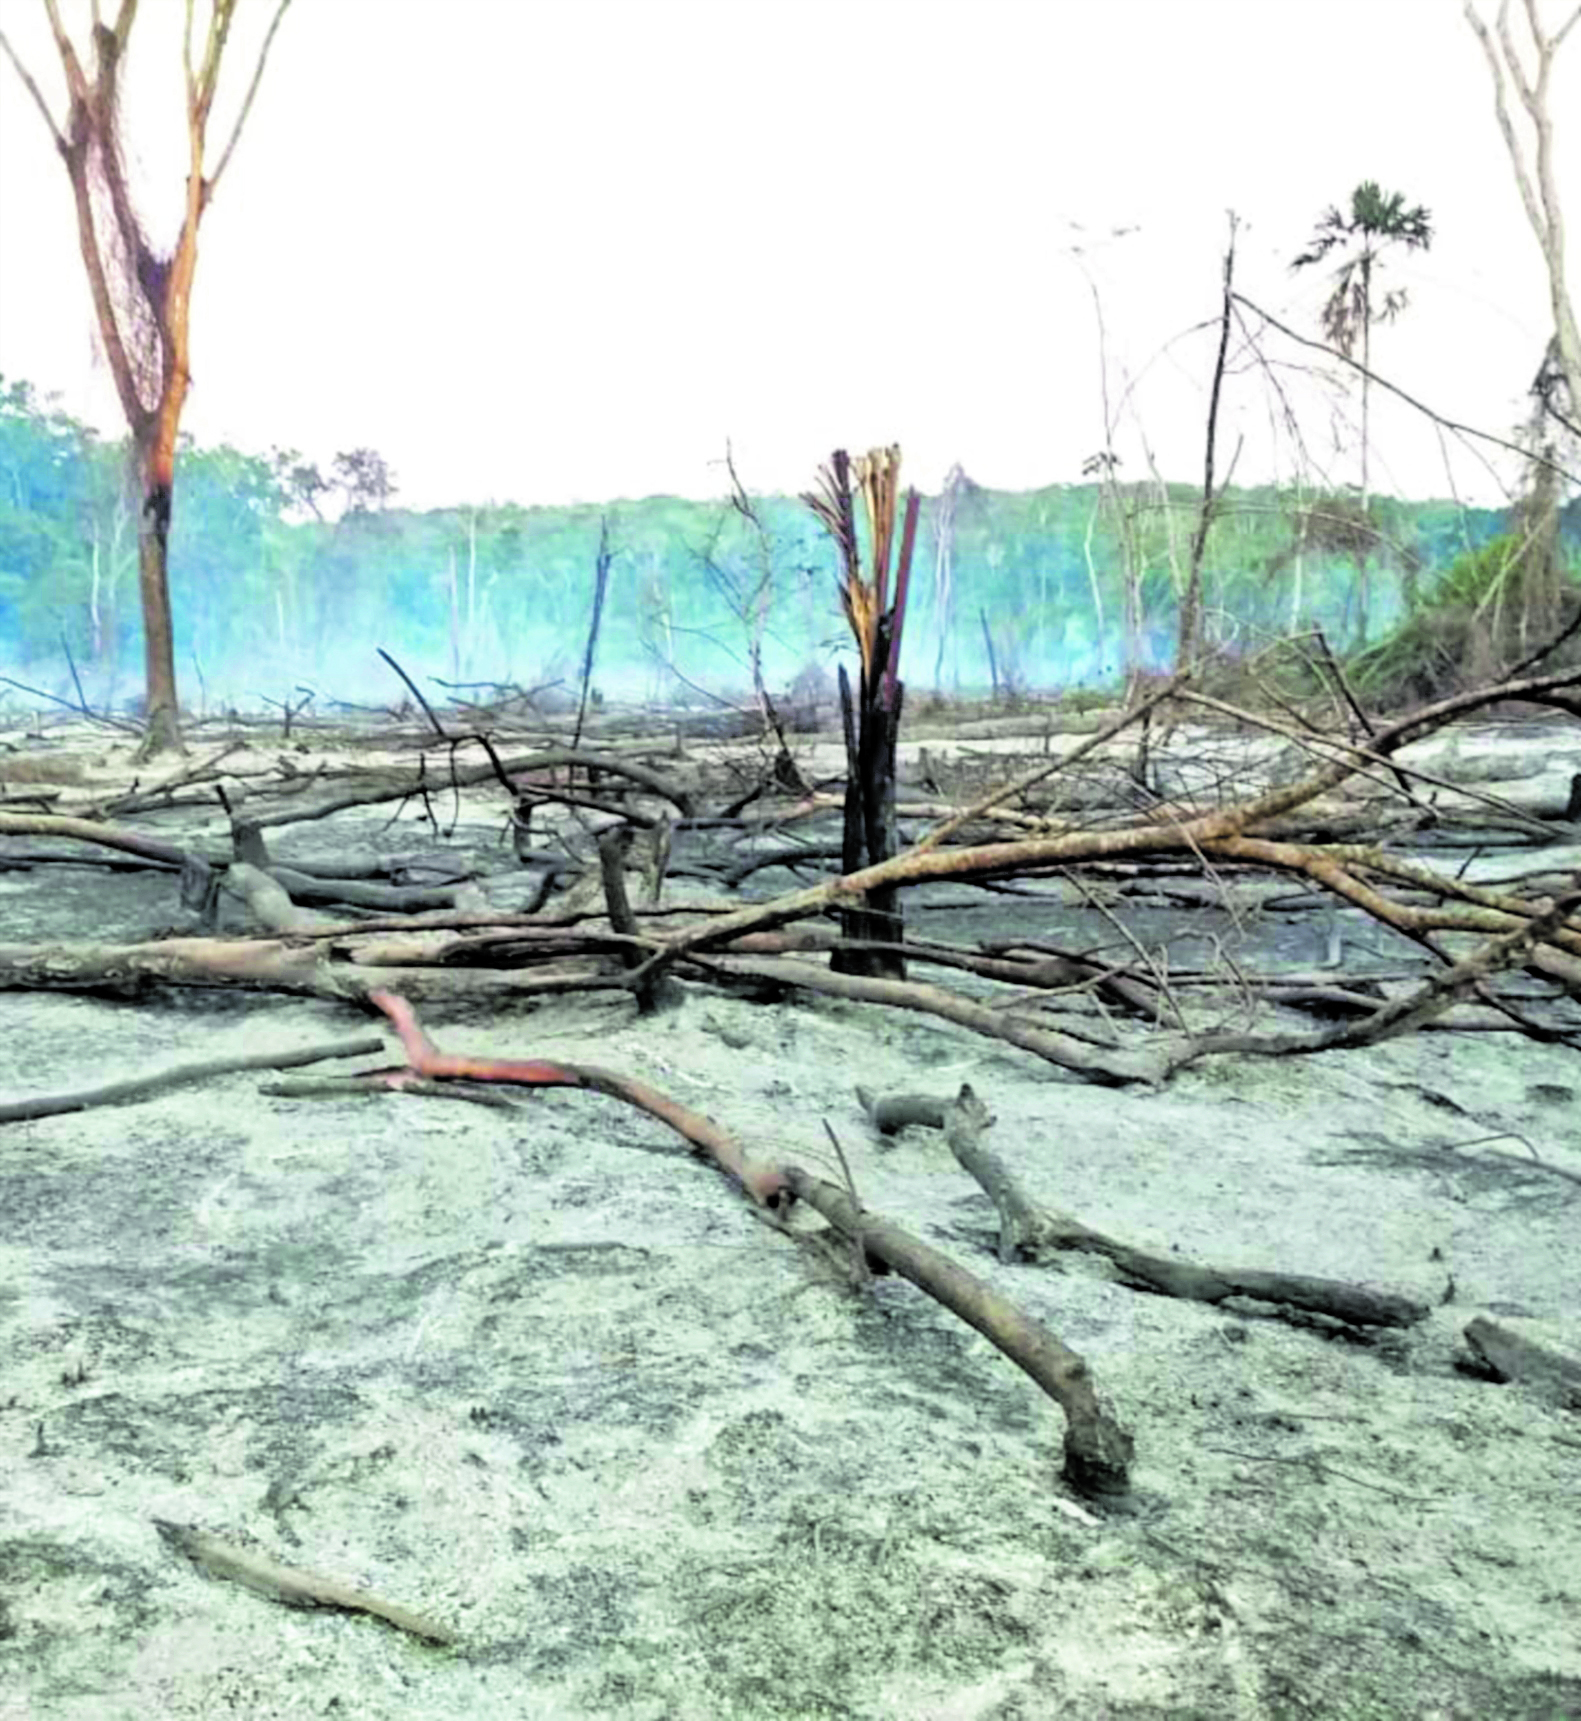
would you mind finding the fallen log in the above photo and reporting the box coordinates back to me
[0,936,624,1003]
[1462,1317,1581,1409]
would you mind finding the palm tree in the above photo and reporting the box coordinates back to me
[1294,182,1432,646]
[1294,182,1433,515]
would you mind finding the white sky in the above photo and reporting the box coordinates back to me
[0,0,1576,511]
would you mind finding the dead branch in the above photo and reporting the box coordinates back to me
[4,666,1575,1087]
[221,861,334,933]
[1177,215,1237,668]
[728,927,1164,1016]
[266,867,484,915]
[634,667,1581,981]
[0,935,624,1004]
[377,646,449,740]
[247,746,695,829]
[855,1087,960,1136]
[939,1085,1042,1264]
[0,810,196,867]
[0,1033,384,1124]
[350,992,1133,1492]
[690,954,1167,1085]
[930,1083,1427,1329]
[154,1519,457,1647]
[259,1075,521,1110]
[1176,688,1558,837]
[1232,291,1578,484]
[780,1164,1135,1496]
[1172,882,1581,1062]
[1210,838,1581,962]
[597,824,676,1013]
[914,677,1183,854]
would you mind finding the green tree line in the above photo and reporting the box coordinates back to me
[2,375,1571,711]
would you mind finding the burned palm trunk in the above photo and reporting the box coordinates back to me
[806,449,918,981]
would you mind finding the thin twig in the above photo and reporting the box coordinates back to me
[1232,291,1578,485]
[154,1519,457,1646]
[206,0,293,191]
[376,647,449,740]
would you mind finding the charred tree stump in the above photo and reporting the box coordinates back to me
[832,661,907,979]
[807,448,918,984]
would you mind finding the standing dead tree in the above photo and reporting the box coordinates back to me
[804,448,919,981]
[1176,215,1240,671]
[0,0,293,757]
[1466,0,1581,673]
[571,516,613,753]
[701,446,806,788]
[931,462,964,693]
[1464,0,1581,430]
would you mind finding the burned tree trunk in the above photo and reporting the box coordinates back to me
[135,438,181,753]
[833,658,905,974]
[805,448,918,981]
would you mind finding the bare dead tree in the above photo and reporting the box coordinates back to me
[1465,2,1581,661]
[716,445,786,728]
[571,516,614,753]
[0,0,293,757]
[1177,215,1239,670]
[1464,0,1581,425]
[931,462,964,694]
[1080,271,1149,689]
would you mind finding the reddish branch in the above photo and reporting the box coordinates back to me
[365,990,787,1206]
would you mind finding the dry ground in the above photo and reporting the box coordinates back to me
[1,712,1578,1720]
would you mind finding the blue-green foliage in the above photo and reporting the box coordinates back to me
[0,374,1570,705]
[0,377,106,655]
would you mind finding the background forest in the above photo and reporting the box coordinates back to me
[4,373,1576,719]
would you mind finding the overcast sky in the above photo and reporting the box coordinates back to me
[0,0,1576,511]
